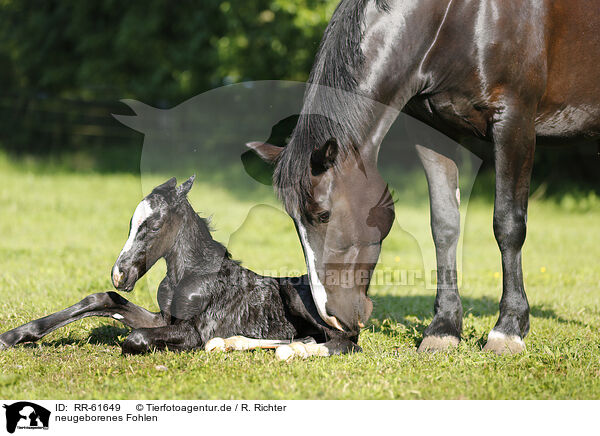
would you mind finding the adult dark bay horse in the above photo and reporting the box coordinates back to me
[0,177,357,359]
[248,0,600,354]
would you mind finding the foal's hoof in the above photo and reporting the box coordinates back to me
[483,331,526,355]
[205,337,226,352]
[275,342,330,361]
[417,335,459,353]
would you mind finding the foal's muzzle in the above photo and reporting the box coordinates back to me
[111,264,135,292]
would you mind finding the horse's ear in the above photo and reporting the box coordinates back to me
[176,175,195,198]
[310,138,339,175]
[242,143,281,186]
[245,141,283,164]
[155,177,177,191]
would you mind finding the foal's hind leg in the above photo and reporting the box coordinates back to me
[274,336,361,361]
[0,292,165,349]
[204,336,297,352]
[416,145,462,352]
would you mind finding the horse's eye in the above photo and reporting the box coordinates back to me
[317,211,330,223]
[145,222,161,233]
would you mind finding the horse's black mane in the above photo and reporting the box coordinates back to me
[274,0,389,217]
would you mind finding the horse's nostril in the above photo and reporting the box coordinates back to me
[112,266,125,288]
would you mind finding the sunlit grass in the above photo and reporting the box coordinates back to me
[0,154,599,399]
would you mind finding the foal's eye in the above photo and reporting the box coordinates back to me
[317,211,330,223]
[144,222,161,233]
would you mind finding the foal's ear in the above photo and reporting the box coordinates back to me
[176,175,195,199]
[245,141,283,164]
[310,138,339,175]
[155,177,177,191]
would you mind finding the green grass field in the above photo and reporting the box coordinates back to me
[0,152,599,400]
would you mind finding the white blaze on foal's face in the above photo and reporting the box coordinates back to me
[112,199,154,289]
[120,199,153,257]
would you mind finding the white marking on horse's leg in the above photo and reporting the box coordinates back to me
[296,221,344,331]
[112,313,124,320]
[205,337,226,352]
[275,342,330,361]
[483,329,526,354]
[487,330,525,345]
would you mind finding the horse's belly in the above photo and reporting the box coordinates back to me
[535,104,600,138]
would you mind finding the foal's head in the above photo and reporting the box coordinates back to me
[111,176,195,291]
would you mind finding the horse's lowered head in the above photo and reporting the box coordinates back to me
[247,137,394,332]
[111,176,195,291]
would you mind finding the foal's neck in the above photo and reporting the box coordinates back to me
[164,202,228,284]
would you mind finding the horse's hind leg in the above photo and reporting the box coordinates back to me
[0,292,165,349]
[121,323,201,355]
[415,145,462,352]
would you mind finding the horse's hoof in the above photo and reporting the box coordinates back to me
[275,343,308,361]
[417,335,459,353]
[275,345,295,361]
[483,331,525,355]
[205,337,226,352]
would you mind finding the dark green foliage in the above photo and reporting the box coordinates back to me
[0,0,596,193]
[0,0,334,103]
[0,0,335,155]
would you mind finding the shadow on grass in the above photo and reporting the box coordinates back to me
[17,295,586,351]
[370,294,588,347]
[35,325,130,349]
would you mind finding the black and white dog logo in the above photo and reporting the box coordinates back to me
[3,402,50,433]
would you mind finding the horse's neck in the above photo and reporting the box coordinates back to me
[298,1,438,157]
[164,208,225,285]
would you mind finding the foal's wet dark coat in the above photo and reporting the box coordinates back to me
[0,178,357,356]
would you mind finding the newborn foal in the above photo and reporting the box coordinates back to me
[0,177,359,360]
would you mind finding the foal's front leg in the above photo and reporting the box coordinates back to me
[121,323,202,355]
[0,292,165,349]
[416,145,462,352]
[483,104,535,355]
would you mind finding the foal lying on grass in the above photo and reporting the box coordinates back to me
[0,177,359,360]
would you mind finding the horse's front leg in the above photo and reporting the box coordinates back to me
[415,145,462,352]
[121,323,202,355]
[483,103,535,355]
[0,292,165,349]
